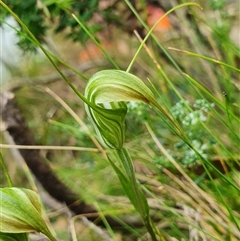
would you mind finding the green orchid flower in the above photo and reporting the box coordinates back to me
[84,69,158,149]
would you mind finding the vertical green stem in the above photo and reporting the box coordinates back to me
[144,216,165,241]
[0,152,13,187]
[116,148,159,241]
[117,148,145,215]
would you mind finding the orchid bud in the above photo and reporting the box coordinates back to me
[0,187,56,241]
[84,70,157,149]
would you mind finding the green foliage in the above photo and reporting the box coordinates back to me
[208,0,227,10]
[1,0,239,240]
[45,0,100,42]
[1,0,46,51]
[1,0,100,50]
[171,99,215,166]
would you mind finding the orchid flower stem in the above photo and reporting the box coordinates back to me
[115,148,159,241]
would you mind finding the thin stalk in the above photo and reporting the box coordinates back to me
[116,148,146,216]
[0,17,89,81]
[0,2,85,100]
[0,143,98,152]
[168,47,240,73]
[72,14,119,70]
[191,148,240,229]
[115,148,160,241]
[183,73,239,122]
[125,0,201,73]
[0,152,13,187]
[224,92,235,134]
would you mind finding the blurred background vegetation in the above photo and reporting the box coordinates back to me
[0,0,239,240]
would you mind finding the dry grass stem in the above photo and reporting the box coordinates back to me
[0,143,99,152]
[45,87,106,157]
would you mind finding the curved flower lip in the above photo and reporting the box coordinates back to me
[84,70,157,149]
[85,100,127,149]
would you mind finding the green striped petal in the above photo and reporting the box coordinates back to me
[84,70,156,149]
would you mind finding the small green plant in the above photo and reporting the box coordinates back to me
[171,99,215,166]
[0,154,56,241]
